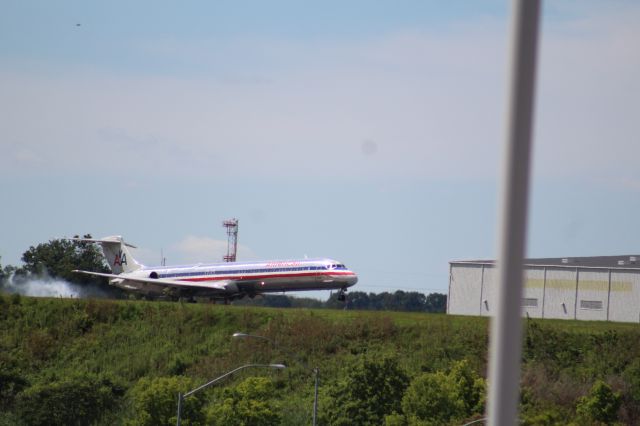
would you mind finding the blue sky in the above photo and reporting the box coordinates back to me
[1,1,639,298]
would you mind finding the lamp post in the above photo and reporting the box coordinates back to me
[233,332,319,426]
[176,363,286,426]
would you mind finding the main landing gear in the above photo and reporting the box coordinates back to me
[337,288,347,302]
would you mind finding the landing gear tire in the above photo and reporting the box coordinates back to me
[337,288,347,302]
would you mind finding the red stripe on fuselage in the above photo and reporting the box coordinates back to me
[179,270,355,283]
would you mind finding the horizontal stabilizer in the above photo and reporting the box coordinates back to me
[70,236,137,248]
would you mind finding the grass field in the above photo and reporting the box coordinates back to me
[1,294,639,425]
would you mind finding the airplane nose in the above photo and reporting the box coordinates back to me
[348,274,358,286]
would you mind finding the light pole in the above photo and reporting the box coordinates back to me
[232,332,320,426]
[176,363,286,426]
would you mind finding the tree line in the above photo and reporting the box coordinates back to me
[235,291,447,313]
[1,236,446,313]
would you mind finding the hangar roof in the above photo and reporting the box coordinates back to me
[451,255,640,269]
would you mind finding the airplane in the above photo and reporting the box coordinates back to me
[72,235,358,302]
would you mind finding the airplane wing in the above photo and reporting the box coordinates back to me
[72,270,234,292]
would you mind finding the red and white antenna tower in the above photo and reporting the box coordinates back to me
[222,218,239,262]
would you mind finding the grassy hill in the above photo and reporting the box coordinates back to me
[1,294,640,425]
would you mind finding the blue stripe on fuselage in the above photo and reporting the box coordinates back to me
[158,265,349,279]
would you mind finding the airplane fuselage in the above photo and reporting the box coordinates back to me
[113,258,357,299]
[72,236,357,301]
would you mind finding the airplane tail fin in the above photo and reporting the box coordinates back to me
[72,235,143,274]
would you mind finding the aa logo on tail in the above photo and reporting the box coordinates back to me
[114,250,128,266]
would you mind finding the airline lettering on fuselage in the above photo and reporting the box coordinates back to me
[265,261,301,268]
[113,250,127,266]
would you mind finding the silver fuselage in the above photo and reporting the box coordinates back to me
[113,258,357,299]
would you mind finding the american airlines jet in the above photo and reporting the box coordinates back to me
[72,236,357,302]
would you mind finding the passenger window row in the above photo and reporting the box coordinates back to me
[160,265,337,279]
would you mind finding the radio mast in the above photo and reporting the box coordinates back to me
[222,218,239,262]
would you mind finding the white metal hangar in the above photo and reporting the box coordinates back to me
[448,255,640,323]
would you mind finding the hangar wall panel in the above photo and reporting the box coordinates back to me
[480,267,498,316]
[576,270,609,321]
[523,268,544,318]
[539,268,576,320]
[448,265,483,315]
[609,271,640,323]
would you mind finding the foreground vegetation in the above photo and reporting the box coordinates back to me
[2,295,640,425]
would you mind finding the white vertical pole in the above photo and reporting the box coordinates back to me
[447,263,453,314]
[176,392,183,426]
[574,268,579,319]
[541,267,547,318]
[313,367,319,426]
[480,264,486,315]
[606,269,612,321]
[487,1,541,425]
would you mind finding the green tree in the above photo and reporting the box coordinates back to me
[346,291,371,310]
[323,357,409,426]
[576,380,621,424]
[402,371,460,425]
[425,293,447,313]
[261,295,292,308]
[127,376,205,426]
[400,359,485,425]
[399,291,428,312]
[206,376,281,426]
[0,257,19,288]
[21,235,108,284]
[447,359,485,414]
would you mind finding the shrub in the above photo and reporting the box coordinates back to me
[206,377,281,426]
[0,368,29,411]
[15,375,122,426]
[576,380,621,424]
[322,357,409,426]
[401,359,485,425]
[623,358,640,402]
[23,330,56,362]
[10,292,21,305]
[127,376,205,426]
[384,412,408,426]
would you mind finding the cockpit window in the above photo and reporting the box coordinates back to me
[326,263,347,270]
[325,263,347,269]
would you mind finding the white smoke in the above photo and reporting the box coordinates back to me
[2,273,84,298]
